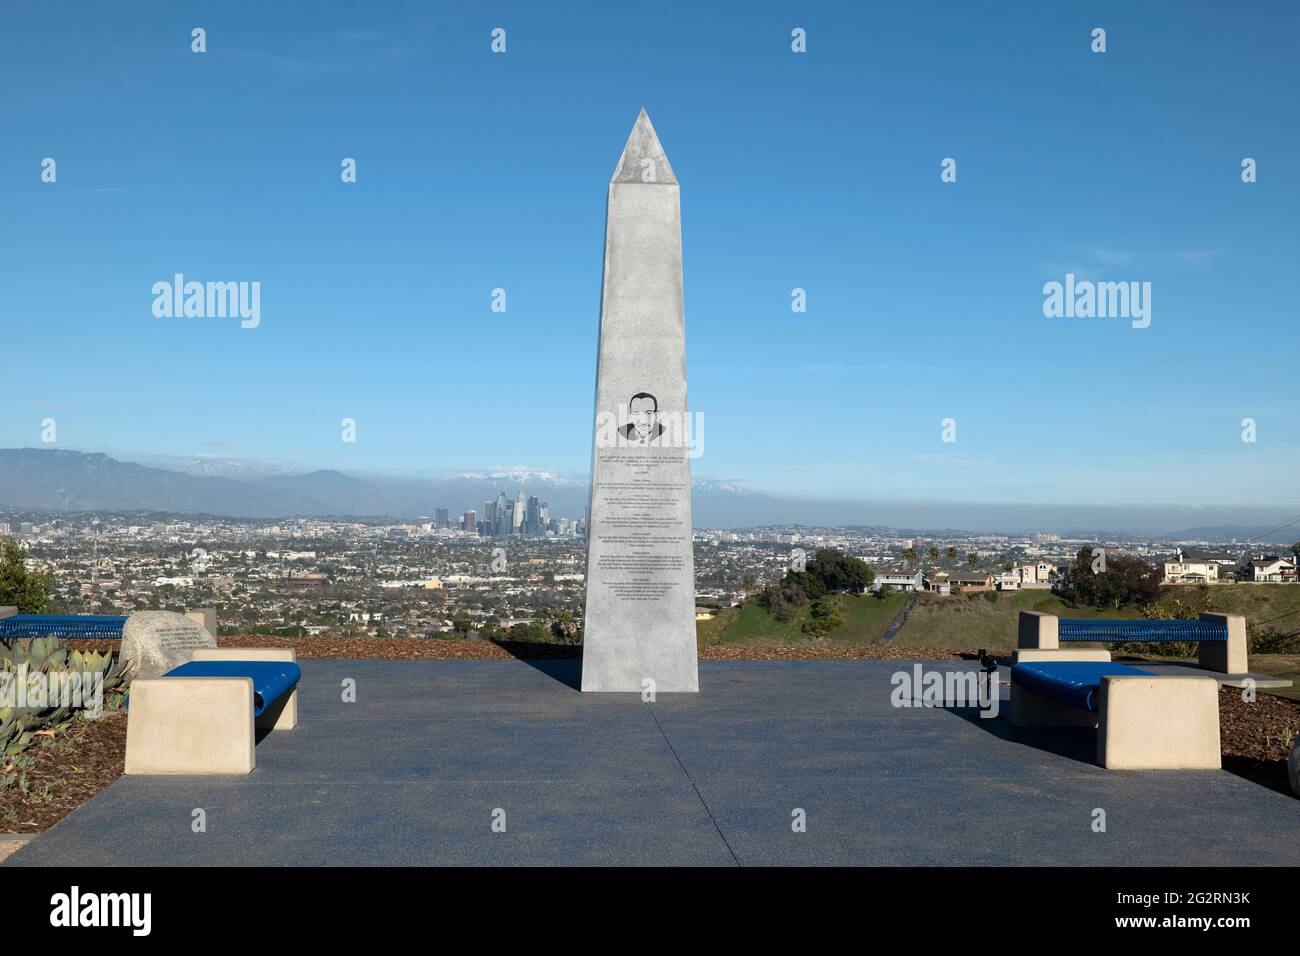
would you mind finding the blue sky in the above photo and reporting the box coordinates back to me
[2,0,1297,510]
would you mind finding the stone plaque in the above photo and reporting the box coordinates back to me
[120,610,217,680]
[581,110,698,693]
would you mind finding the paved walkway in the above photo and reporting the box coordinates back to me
[7,660,1299,866]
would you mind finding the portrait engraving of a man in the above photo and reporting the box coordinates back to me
[620,391,665,446]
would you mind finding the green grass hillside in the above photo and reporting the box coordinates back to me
[697,590,910,647]
[695,584,1300,695]
[698,584,1300,653]
[891,590,1126,650]
[893,584,1300,650]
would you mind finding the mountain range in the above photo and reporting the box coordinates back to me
[0,448,1296,542]
[0,448,768,525]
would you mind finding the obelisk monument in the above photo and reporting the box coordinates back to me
[581,109,698,693]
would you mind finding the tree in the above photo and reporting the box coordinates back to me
[901,548,918,565]
[808,549,875,594]
[0,538,50,612]
[762,550,875,621]
[1292,541,1300,563]
[1068,546,1160,610]
[927,547,940,564]
[764,577,811,621]
[967,553,979,568]
[946,547,958,563]
[546,608,581,644]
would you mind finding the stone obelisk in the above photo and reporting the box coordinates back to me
[581,110,698,693]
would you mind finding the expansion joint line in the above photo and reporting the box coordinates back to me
[646,702,740,867]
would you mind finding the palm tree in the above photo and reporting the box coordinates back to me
[967,552,979,568]
[946,547,958,563]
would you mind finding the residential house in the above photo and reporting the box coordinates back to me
[924,571,951,595]
[1163,559,1220,585]
[1248,556,1298,583]
[871,568,924,593]
[950,571,994,592]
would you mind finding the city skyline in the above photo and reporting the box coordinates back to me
[1,445,1299,539]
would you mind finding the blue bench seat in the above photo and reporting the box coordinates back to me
[163,660,302,717]
[1011,661,1153,713]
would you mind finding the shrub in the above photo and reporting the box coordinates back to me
[800,598,844,638]
[1249,626,1300,655]
[762,578,810,622]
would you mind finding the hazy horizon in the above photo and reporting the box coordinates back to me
[3,446,1298,542]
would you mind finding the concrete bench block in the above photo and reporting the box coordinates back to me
[1289,742,1300,798]
[190,647,298,731]
[1013,648,1111,664]
[1197,612,1248,675]
[184,607,218,639]
[1018,611,1058,649]
[1009,681,1099,729]
[1096,675,1221,770]
[125,677,255,775]
[1009,651,1113,729]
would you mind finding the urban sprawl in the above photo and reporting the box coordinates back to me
[4,505,1297,638]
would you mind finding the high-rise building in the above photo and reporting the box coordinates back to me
[462,510,476,533]
[494,492,511,536]
[435,508,450,528]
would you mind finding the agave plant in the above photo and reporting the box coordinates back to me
[0,707,35,758]
[0,705,70,758]
[68,648,133,700]
[0,636,68,672]
[0,636,131,756]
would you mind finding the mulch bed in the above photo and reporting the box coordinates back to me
[0,710,126,834]
[700,644,967,661]
[68,635,970,662]
[6,642,1296,835]
[1218,687,1300,794]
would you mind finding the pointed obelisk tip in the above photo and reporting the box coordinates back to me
[611,109,677,185]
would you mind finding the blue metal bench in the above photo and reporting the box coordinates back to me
[1011,661,1152,713]
[0,614,127,642]
[1058,619,1226,643]
[1008,653,1221,769]
[1019,611,1246,675]
[125,648,302,775]
[162,660,301,717]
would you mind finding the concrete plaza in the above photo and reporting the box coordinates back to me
[7,659,1300,866]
